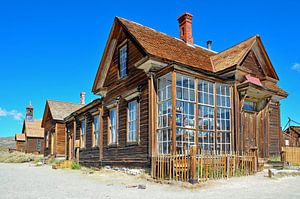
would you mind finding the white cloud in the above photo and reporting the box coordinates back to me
[292,63,300,72]
[0,107,23,120]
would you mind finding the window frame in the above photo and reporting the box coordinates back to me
[126,98,139,144]
[108,107,118,146]
[156,72,233,155]
[80,119,86,148]
[92,114,100,147]
[118,42,128,79]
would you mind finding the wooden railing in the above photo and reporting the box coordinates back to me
[281,147,300,165]
[151,147,257,183]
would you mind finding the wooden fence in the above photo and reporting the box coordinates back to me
[281,147,300,165]
[151,147,257,183]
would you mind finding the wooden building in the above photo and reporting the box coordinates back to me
[15,102,45,154]
[282,126,300,147]
[22,120,44,154]
[15,133,26,152]
[61,13,287,168]
[64,99,102,166]
[42,99,84,158]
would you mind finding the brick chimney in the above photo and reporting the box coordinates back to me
[80,92,86,105]
[178,12,194,45]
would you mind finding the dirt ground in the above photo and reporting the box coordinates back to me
[0,163,300,199]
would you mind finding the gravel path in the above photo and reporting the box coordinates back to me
[0,163,300,199]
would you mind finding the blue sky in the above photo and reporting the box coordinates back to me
[0,0,299,137]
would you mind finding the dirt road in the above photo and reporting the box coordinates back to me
[0,163,300,199]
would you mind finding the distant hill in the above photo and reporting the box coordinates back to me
[0,136,15,149]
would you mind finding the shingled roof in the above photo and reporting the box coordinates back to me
[23,120,44,138]
[211,36,257,72]
[46,100,84,121]
[117,17,216,72]
[15,133,25,141]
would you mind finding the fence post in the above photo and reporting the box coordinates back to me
[189,145,197,184]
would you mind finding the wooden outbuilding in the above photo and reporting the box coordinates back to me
[22,120,44,154]
[42,100,84,158]
[282,126,300,147]
[15,133,26,152]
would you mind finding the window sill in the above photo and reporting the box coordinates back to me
[242,109,257,114]
[126,142,139,147]
[107,144,118,148]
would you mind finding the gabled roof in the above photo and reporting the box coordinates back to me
[15,133,25,141]
[93,16,282,93]
[23,120,44,138]
[117,17,216,71]
[92,17,216,93]
[64,98,102,122]
[211,36,256,72]
[211,35,279,80]
[42,100,84,127]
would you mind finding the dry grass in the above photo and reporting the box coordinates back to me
[0,148,41,163]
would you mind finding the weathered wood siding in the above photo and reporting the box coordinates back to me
[56,123,66,156]
[101,29,149,168]
[26,137,44,154]
[16,141,26,152]
[240,51,265,79]
[79,111,100,167]
[268,102,281,156]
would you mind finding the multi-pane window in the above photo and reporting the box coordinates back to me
[81,121,85,148]
[128,100,138,142]
[176,128,196,154]
[216,84,231,152]
[216,84,231,131]
[109,108,117,144]
[198,132,215,151]
[216,132,231,153]
[119,45,127,78]
[176,74,196,154]
[156,72,232,154]
[157,74,172,154]
[93,115,99,147]
[198,80,214,131]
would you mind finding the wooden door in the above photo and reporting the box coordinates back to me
[241,111,257,153]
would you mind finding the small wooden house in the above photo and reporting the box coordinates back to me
[282,126,300,147]
[15,133,26,152]
[42,99,84,158]
[64,99,102,166]
[15,102,45,154]
[22,120,44,154]
[90,13,288,167]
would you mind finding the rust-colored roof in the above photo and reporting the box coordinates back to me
[211,36,257,72]
[15,133,25,141]
[117,17,216,72]
[266,83,288,97]
[24,120,44,138]
[47,100,84,121]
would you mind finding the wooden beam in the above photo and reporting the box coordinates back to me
[172,71,177,154]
